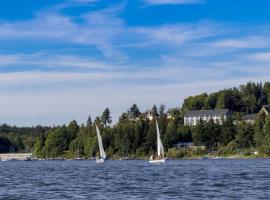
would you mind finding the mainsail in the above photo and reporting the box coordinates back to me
[156,120,164,158]
[95,125,106,159]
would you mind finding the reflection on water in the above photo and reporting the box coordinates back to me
[1,159,270,199]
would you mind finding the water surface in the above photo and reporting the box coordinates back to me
[1,159,270,199]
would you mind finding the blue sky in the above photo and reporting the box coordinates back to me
[1,0,270,126]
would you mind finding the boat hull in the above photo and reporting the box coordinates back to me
[149,159,165,163]
[96,158,105,164]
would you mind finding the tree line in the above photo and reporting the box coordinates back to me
[1,81,270,158]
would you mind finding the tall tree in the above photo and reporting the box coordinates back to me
[159,104,166,116]
[235,122,254,149]
[101,107,112,126]
[68,120,80,142]
[261,116,270,154]
[87,115,92,127]
[152,105,159,117]
[127,104,141,120]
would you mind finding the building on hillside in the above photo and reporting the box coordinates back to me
[241,105,270,124]
[261,105,270,115]
[184,109,231,126]
[174,142,194,149]
[143,110,154,121]
[167,113,174,120]
[241,114,257,124]
[166,109,176,120]
[143,110,175,121]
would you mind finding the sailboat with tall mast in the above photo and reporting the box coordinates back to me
[95,125,106,163]
[149,120,165,163]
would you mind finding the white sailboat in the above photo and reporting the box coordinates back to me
[149,120,165,163]
[95,125,106,164]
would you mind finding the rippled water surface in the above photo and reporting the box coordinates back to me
[1,159,270,199]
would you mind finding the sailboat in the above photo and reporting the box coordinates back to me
[95,125,106,164]
[149,120,165,163]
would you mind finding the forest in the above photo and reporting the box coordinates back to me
[1,82,270,158]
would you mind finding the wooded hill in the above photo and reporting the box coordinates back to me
[1,82,270,157]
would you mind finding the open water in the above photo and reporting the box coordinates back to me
[1,159,270,199]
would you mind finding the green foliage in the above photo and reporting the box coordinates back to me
[235,122,254,149]
[87,115,92,127]
[127,104,141,120]
[218,141,237,156]
[220,117,236,146]
[204,93,218,109]
[101,108,112,126]
[151,105,159,117]
[193,120,221,151]
[3,81,270,159]
[45,127,71,157]
[0,137,12,153]
[167,148,186,158]
[183,93,208,110]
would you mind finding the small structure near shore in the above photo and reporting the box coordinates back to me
[0,153,33,161]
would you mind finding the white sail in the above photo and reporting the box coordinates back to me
[156,120,164,158]
[95,125,106,159]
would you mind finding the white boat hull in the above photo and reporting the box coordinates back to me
[96,158,105,164]
[149,159,165,163]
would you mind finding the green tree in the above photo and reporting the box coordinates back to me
[220,117,236,146]
[261,116,270,154]
[128,104,141,120]
[101,107,112,126]
[183,93,208,110]
[235,122,254,149]
[87,115,92,127]
[152,105,159,117]
[192,120,206,147]
[263,82,270,104]
[204,93,218,109]
[254,112,266,148]
[68,120,80,140]
[45,127,70,157]
[159,104,166,116]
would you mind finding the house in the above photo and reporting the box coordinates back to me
[166,110,175,120]
[144,110,154,121]
[184,109,231,126]
[261,105,270,116]
[241,105,270,124]
[241,114,257,124]
[174,142,194,149]
[143,109,175,121]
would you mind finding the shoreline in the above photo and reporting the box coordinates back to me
[2,153,270,161]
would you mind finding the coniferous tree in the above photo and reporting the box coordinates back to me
[101,107,112,126]
[261,116,270,154]
[152,105,159,117]
[235,122,254,149]
[87,115,92,127]
[127,104,141,120]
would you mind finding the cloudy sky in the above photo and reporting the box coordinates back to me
[1,0,270,126]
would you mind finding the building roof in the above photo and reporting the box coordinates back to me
[184,109,230,118]
[242,114,257,121]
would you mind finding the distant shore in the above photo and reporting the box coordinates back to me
[2,153,270,161]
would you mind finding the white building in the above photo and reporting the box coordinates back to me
[184,109,231,126]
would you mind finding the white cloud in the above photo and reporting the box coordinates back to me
[144,0,204,5]
[137,22,218,45]
[0,1,270,126]
[1,74,269,126]
[212,36,270,49]
[249,52,270,62]
[0,54,115,70]
[0,5,127,61]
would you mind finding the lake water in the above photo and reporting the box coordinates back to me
[1,159,270,199]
